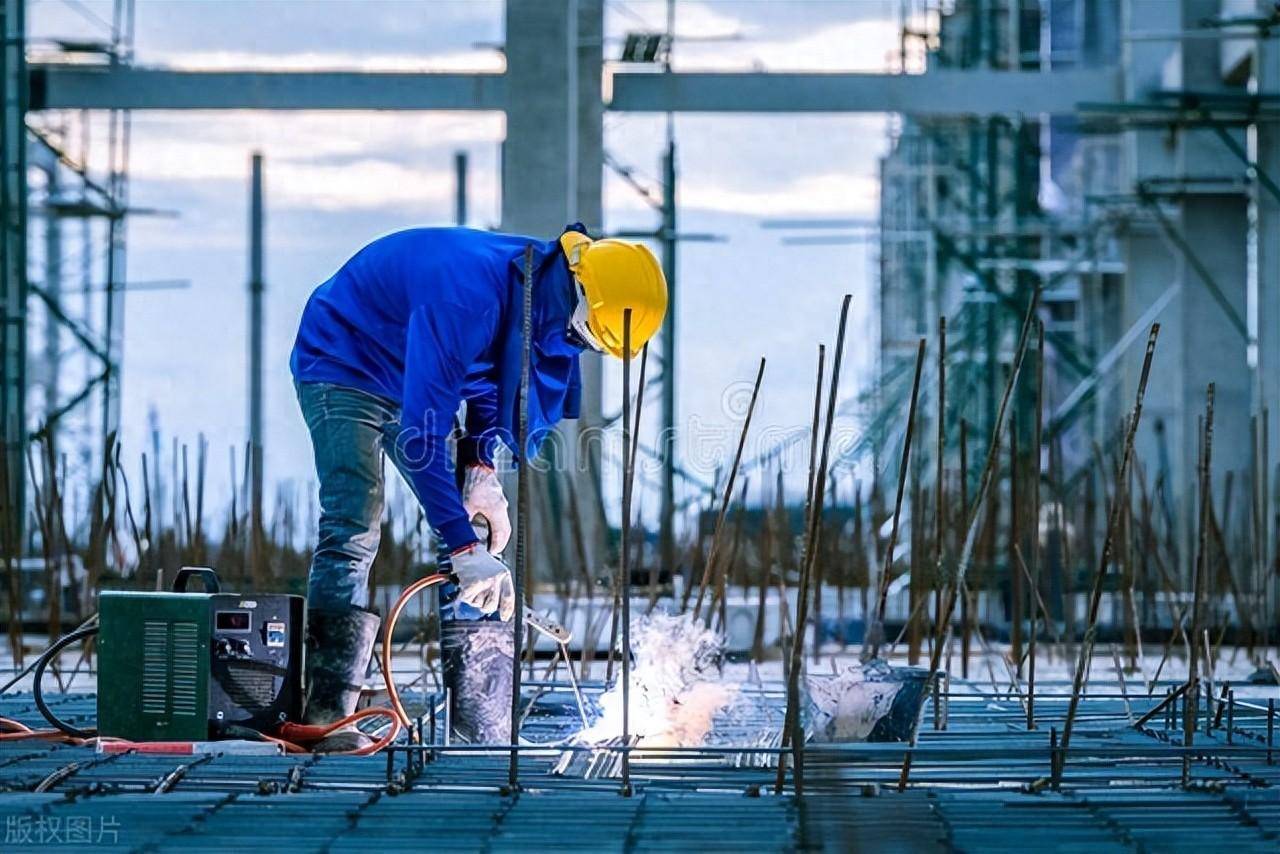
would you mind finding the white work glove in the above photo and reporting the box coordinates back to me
[461,464,511,555]
[450,544,516,621]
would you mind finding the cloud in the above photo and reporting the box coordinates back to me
[608,0,744,39]
[681,170,880,216]
[128,152,498,214]
[607,168,879,218]
[137,110,502,154]
[674,19,901,72]
[606,2,898,71]
[666,2,746,40]
[270,158,498,211]
[120,112,504,203]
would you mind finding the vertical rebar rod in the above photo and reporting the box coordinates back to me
[1059,324,1160,763]
[804,346,825,656]
[1028,321,1044,730]
[933,316,946,728]
[1227,689,1234,743]
[751,473,772,661]
[950,288,1041,597]
[909,290,1043,792]
[1183,383,1215,787]
[617,342,653,607]
[1203,680,1211,736]
[1050,726,1059,790]
[1261,409,1270,651]
[507,244,534,790]
[1268,698,1275,764]
[1251,415,1261,658]
[658,136,678,589]
[1010,413,1022,670]
[868,337,927,659]
[792,301,852,794]
[692,357,765,621]
[777,295,851,795]
[620,309,634,796]
[959,418,970,679]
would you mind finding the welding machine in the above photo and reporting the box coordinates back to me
[96,568,305,742]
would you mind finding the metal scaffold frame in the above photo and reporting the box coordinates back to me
[9,0,136,567]
[1,0,27,554]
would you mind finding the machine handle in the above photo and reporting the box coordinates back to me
[173,566,221,593]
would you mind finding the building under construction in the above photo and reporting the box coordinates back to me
[879,0,1279,654]
[0,0,1274,850]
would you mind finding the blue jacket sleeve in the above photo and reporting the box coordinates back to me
[458,380,499,468]
[397,302,496,552]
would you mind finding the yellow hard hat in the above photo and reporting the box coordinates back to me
[560,231,668,359]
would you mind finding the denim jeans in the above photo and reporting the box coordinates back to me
[296,381,490,621]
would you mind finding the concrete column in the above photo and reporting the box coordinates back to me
[1177,195,1250,485]
[502,0,602,233]
[1118,0,1251,569]
[503,0,606,571]
[1122,223,1182,498]
[1174,0,1251,505]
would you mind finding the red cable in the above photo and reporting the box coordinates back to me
[276,706,402,756]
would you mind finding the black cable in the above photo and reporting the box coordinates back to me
[0,614,99,696]
[32,626,99,738]
[0,660,38,696]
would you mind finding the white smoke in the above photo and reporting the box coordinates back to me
[576,613,909,749]
[576,613,734,746]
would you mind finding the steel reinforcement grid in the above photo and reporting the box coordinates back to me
[0,678,1275,852]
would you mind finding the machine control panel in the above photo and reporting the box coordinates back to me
[207,592,305,734]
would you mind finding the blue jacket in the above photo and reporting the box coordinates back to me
[290,226,584,551]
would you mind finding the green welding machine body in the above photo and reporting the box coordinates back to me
[97,568,305,742]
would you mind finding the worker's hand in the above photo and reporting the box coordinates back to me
[461,464,511,555]
[449,544,516,621]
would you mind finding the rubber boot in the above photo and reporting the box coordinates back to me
[304,607,382,752]
[441,620,514,744]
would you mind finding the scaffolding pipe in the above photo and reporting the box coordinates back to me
[247,152,265,584]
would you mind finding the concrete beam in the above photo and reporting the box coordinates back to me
[607,68,1124,115]
[30,65,508,111]
[30,63,1123,116]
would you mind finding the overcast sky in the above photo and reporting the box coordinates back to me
[27,0,901,531]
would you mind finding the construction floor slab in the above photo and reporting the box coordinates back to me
[0,678,1276,851]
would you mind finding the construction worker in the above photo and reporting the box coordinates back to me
[290,224,666,749]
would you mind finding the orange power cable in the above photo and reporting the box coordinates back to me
[380,573,451,739]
